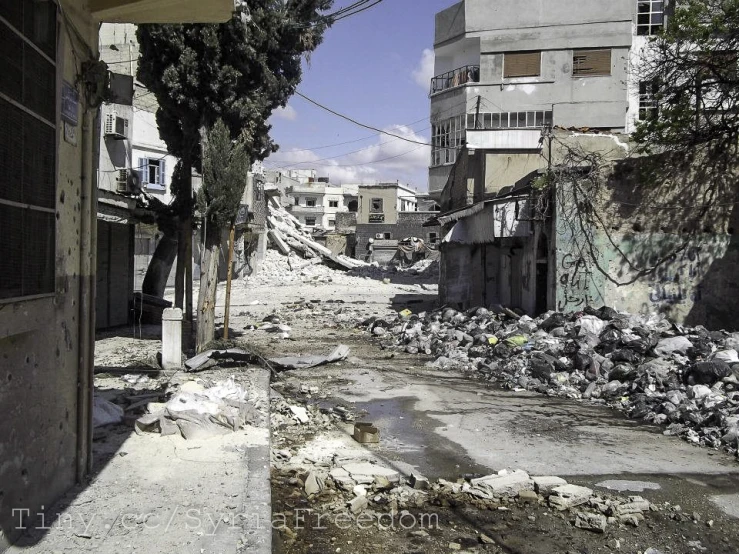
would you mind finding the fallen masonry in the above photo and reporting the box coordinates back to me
[359,305,739,456]
[269,394,696,537]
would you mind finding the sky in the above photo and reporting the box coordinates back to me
[263,0,455,192]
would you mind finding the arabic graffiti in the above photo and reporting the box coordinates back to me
[648,246,706,305]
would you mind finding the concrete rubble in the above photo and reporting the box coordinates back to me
[266,197,367,270]
[361,305,739,456]
[269,392,697,538]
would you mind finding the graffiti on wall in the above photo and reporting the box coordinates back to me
[557,253,596,311]
[647,246,705,306]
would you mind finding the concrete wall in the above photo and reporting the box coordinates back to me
[0,1,98,546]
[552,135,739,330]
[357,186,400,224]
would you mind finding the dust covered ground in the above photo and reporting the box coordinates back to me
[220,253,739,554]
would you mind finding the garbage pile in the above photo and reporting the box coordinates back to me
[362,305,739,455]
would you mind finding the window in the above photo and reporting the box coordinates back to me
[370,198,383,213]
[637,1,664,36]
[305,197,316,207]
[466,110,552,130]
[383,233,391,240]
[139,158,167,189]
[329,200,339,208]
[305,217,316,226]
[504,52,541,78]
[573,49,612,77]
[0,1,58,300]
[428,232,438,244]
[431,114,465,166]
[639,81,659,120]
[328,219,336,227]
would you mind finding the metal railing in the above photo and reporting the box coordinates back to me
[430,65,480,95]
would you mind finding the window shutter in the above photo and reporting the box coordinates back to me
[573,49,612,77]
[139,158,148,185]
[159,159,166,187]
[504,52,541,78]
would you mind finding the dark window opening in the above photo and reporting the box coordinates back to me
[370,198,383,213]
[637,0,664,36]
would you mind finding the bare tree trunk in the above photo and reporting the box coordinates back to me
[223,223,236,340]
[141,229,177,298]
[195,222,221,352]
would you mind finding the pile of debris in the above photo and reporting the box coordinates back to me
[361,306,739,455]
[267,198,366,271]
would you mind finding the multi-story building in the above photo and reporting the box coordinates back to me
[428,0,661,198]
[429,0,679,317]
[285,177,357,230]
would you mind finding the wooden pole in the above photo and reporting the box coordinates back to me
[223,223,236,340]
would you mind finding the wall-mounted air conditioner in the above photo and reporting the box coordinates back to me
[375,233,384,240]
[104,112,129,140]
[116,169,129,192]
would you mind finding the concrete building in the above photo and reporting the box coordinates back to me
[428,0,656,198]
[0,0,232,548]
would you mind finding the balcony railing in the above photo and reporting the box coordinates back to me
[430,65,480,96]
[288,204,324,213]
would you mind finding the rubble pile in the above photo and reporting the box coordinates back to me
[362,305,739,455]
[266,198,367,271]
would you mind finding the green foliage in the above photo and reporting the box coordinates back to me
[198,119,249,229]
[634,0,739,151]
[137,0,333,168]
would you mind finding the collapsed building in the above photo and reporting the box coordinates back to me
[427,0,738,330]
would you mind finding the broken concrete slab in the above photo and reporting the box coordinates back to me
[289,405,310,424]
[471,469,534,496]
[348,495,368,514]
[549,484,594,510]
[595,480,661,492]
[341,461,400,484]
[533,475,568,495]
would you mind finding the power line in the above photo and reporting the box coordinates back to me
[274,96,474,152]
[294,91,432,146]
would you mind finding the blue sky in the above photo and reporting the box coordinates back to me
[263,0,455,191]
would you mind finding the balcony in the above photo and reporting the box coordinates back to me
[288,205,324,214]
[430,65,479,96]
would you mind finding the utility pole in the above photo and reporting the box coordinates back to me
[474,95,482,129]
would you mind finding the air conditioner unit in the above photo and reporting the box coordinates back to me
[375,233,384,240]
[104,112,129,139]
[116,169,129,193]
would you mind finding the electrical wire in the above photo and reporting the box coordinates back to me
[294,91,432,146]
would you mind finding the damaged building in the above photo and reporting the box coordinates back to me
[429,0,738,329]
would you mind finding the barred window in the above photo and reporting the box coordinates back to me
[637,0,664,36]
[0,0,58,301]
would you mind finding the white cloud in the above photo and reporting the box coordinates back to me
[273,105,298,121]
[266,125,430,189]
[411,48,435,90]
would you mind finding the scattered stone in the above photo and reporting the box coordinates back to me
[410,472,430,490]
[348,495,368,514]
[574,511,607,533]
[471,469,534,496]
